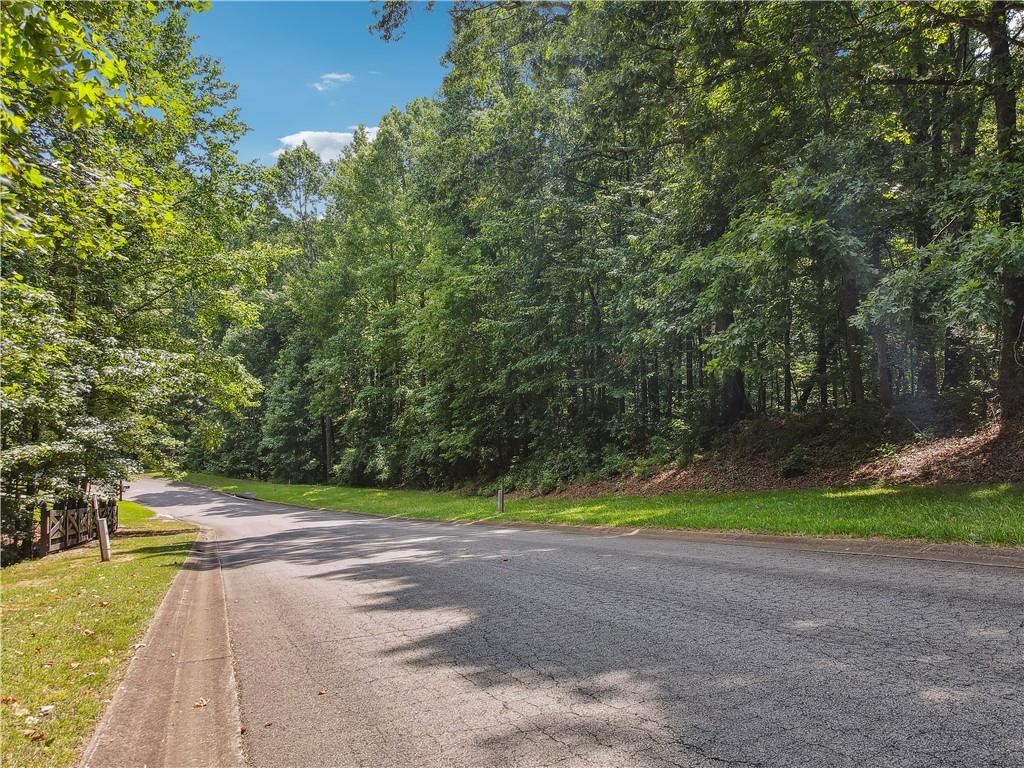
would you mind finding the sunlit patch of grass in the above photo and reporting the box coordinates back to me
[185,473,1023,546]
[1,508,197,768]
[822,487,901,499]
[117,501,197,533]
[966,484,1015,499]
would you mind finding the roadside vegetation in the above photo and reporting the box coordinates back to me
[186,472,1023,547]
[187,3,1024,497]
[4,3,1023,539]
[0,503,197,768]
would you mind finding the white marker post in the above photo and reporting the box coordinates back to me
[497,487,504,514]
[92,496,111,562]
[97,516,111,562]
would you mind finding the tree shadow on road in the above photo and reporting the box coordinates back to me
[133,481,1024,768]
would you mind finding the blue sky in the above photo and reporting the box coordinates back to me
[189,1,452,163]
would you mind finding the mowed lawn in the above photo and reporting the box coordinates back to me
[1,503,197,768]
[185,472,1023,546]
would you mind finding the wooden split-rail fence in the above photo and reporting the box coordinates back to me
[38,498,119,556]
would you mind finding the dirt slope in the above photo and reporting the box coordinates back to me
[543,420,1023,500]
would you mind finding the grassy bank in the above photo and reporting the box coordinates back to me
[185,472,1023,546]
[1,503,197,768]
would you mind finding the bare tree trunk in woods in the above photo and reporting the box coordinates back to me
[638,356,647,438]
[666,357,674,420]
[697,326,706,388]
[943,327,970,391]
[783,302,793,412]
[651,352,661,421]
[685,336,694,390]
[321,415,333,481]
[716,311,750,425]
[865,236,894,409]
[912,231,939,400]
[797,338,835,411]
[943,32,979,391]
[903,57,939,400]
[875,329,895,409]
[986,5,1024,419]
[840,276,865,405]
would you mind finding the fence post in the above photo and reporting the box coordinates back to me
[37,503,50,558]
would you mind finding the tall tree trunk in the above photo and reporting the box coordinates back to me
[797,338,835,411]
[874,329,895,409]
[783,300,793,412]
[942,326,970,390]
[716,311,750,425]
[839,276,865,405]
[903,54,939,400]
[666,355,674,421]
[320,415,332,482]
[685,336,694,391]
[987,6,1024,418]
[867,236,894,409]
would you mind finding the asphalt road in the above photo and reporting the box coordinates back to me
[122,477,1022,767]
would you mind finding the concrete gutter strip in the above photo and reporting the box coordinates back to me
[188,482,1024,570]
[80,529,245,768]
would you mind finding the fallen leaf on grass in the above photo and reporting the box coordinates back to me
[12,705,29,717]
[99,601,109,607]
[193,698,208,708]
[39,705,55,715]
[82,629,94,637]
[1,696,17,705]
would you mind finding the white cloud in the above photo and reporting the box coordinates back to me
[274,127,379,162]
[311,72,354,92]
[349,125,380,142]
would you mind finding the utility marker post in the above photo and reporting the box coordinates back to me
[497,487,504,514]
[92,496,111,562]
[97,516,111,561]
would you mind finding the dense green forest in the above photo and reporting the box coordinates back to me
[1,0,268,553]
[200,0,1024,489]
[3,2,1023,533]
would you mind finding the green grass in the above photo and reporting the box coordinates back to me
[185,472,1024,547]
[116,500,195,533]
[1,503,197,768]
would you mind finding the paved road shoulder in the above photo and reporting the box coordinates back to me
[80,529,244,768]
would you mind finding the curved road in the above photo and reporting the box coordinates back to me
[97,478,1022,767]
